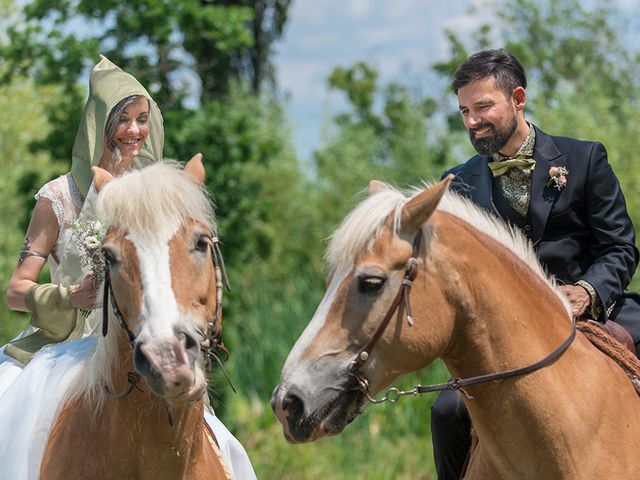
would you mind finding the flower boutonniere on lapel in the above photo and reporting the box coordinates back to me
[546,166,569,191]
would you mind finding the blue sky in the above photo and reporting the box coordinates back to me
[273,0,639,161]
[273,0,489,160]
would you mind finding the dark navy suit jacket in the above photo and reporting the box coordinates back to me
[443,126,639,318]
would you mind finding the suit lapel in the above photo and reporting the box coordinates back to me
[529,127,564,245]
[468,155,499,215]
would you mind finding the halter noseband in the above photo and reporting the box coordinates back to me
[348,228,578,404]
[101,233,233,398]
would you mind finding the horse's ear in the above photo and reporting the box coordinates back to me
[184,153,205,185]
[401,175,453,231]
[368,180,389,196]
[92,166,114,193]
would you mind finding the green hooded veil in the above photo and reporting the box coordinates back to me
[72,55,164,197]
[6,56,164,363]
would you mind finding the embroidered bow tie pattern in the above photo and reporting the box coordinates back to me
[487,156,536,177]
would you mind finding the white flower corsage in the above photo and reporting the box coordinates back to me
[546,166,568,191]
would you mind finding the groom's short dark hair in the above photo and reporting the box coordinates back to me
[452,49,527,96]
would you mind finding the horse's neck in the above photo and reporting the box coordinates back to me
[430,213,571,376]
[44,370,225,480]
[428,214,610,475]
[97,351,225,477]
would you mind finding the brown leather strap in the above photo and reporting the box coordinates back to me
[413,318,577,398]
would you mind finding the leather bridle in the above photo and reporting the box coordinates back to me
[101,233,232,399]
[348,228,577,404]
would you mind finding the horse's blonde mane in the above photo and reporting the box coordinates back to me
[327,183,569,312]
[68,161,216,409]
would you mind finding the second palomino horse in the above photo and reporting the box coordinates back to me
[272,177,640,479]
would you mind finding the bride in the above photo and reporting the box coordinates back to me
[0,56,255,480]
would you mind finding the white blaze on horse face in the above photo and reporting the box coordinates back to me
[127,228,183,343]
[281,267,349,381]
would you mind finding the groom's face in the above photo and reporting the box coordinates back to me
[457,76,518,156]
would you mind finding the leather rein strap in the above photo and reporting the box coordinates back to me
[349,229,578,404]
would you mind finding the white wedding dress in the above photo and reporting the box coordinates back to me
[0,174,256,479]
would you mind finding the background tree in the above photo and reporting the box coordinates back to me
[314,62,450,225]
[0,1,291,182]
[0,74,65,341]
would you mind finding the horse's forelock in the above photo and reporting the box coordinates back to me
[96,161,215,238]
[326,186,408,272]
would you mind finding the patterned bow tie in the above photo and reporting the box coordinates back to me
[487,156,536,177]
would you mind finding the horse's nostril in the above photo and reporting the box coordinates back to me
[134,342,153,376]
[282,393,305,422]
[180,332,198,352]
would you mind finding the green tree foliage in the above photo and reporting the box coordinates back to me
[166,84,317,271]
[315,62,450,228]
[0,0,291,166]
[0,74,66,341]
[1,0,290,98]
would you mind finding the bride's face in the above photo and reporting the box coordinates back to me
[112,97,150,163]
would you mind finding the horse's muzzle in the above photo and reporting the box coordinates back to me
[134,331,205,403]
[271,381,365,443]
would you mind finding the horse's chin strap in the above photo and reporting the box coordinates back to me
[102,261,136,347]
[202,236,236,393]
[101,260,141,399]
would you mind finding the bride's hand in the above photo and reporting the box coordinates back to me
[70,272,100,309]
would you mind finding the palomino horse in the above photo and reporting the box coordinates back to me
[40,157,233,479]
[272,177,640,479]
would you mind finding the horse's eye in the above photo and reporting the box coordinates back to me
[359,276,385,294]
[194,235,210,253]
[101,246,118,266]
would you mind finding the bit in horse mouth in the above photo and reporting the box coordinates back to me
[317,389,366,435]
[289,388,365,442]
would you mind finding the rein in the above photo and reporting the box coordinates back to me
[348,229,578,404]
[101,233,232,399]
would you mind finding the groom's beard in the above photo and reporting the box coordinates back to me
[469,114,518,156]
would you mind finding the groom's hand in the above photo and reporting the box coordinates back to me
[558,284,591,318]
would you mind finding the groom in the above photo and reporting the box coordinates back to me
[432,48,640,480]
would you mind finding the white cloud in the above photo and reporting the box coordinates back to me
[346,0,373,20]
[293,32,343,50]
[277,59,331,104]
